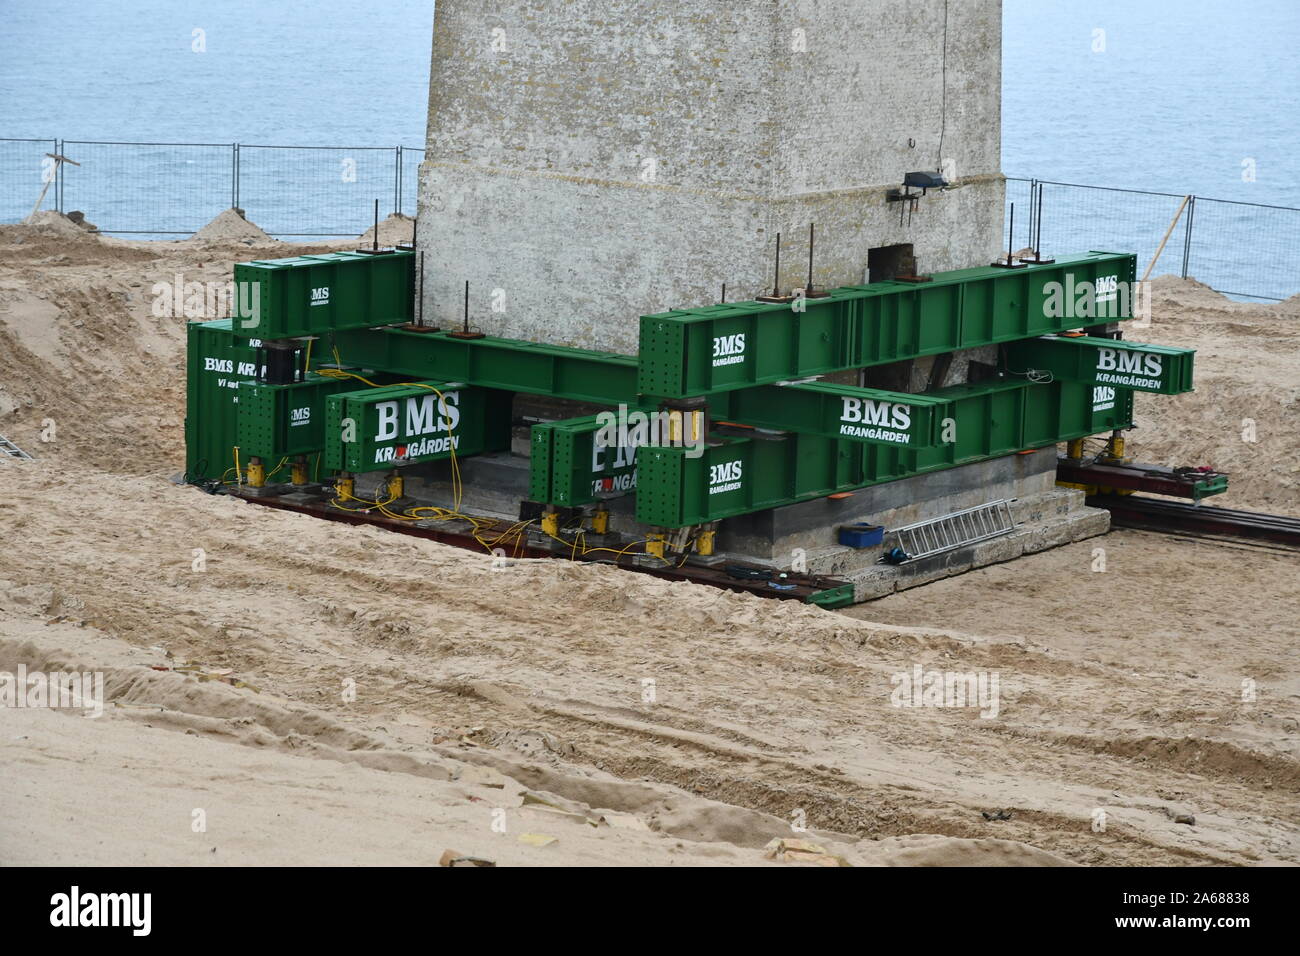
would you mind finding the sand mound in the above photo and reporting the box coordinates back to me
[192,207,272,242]
[21,210,98,238]
[358,212,414,247]
[1127,275,1300,514]
[870,834,1077,866]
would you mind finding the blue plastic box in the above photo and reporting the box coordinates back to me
[838,523,884,548]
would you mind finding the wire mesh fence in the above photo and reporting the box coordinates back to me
[60,140,234,235]
[0,139,421,238]
[2,138,1296,301]
[0,137,60,225]
[237,144,399,236]
[1183,197,1299,302]
[399,145,424,220]
[1005,177,1299,302]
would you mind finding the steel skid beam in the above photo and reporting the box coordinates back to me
[634,378,1134,527]
[1006,334,1195,395]
[332,327,638,406]
[717,381,948,448]
[638,252,1138,399]
[325,382,513,473]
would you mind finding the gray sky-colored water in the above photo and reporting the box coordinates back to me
[1,0,1296,203]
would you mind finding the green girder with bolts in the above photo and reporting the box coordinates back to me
[186,247,1194,529]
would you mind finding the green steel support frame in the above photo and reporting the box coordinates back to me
[186,245,1194,535]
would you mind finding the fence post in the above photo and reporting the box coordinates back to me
[394,146,402,216]
[52,139,61,213]
[231,143,238,211]
[1181,195,1196,279]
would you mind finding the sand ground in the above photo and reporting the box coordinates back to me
[0,218,1295,866]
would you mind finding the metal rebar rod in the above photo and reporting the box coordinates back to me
[807,223,815,291]
[773,233,781,295]
[1007,203,1015,264]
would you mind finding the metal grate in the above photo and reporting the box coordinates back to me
[888,500,1014,561]
[0,434,34,460]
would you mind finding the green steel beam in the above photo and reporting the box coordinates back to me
[639,252,1139,398]
[635,379,1134,527]
[805,583,856,609]
[717,381,948,447]
[237,375,362,461]
[1006,335,1195,394]
[324,253,1139,407]
[186,319,265,481]
[528,423,556,504]
[333,327,638,406]
[528,409,665,507]
[527,375,1138,512]
[635,431,859,528]
[325,381,512,473]
[232,249,415,339]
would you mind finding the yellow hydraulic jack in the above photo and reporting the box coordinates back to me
[540,508,560,537]
[386,470,404,500]
[290,456,309,486]
[696,527,716,556]
[645,532,667,560]
[666,408,705,447]
[589,505,610,535]
[1059,430,1134,497]
[247,456,266,488]
[335,474,355,500]
[1099,430,1129,464]
[1094,431,1133,495]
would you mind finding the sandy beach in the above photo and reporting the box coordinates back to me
[1,218,1296,866]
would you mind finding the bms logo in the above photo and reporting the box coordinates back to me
[1096,274,1119,303]
[290,406,311,427]
[839,398,913,443]
[708,459,743,495]
[1092,385,1116,411]
[711,333,746,368]
[374,391,461,442]
[1096,348,1162,378]
[310,286,330,307]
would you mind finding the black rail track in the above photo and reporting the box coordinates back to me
[237,491,856,607]
[1089,494,1300,549]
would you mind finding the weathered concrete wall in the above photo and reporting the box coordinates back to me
[418,0,1004,354]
